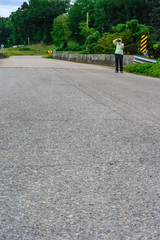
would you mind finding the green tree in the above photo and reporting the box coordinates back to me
[149,1,160,40]
[68,0,95,42]
[10,2,29,44]
[51,14,71,47]
[94,33,117,54]
[3,0,159,53]
[94,0,126,33]
[85,31,100,53]
[10,0,70,45]
[79,22,95,39]
[0,17,12,45]
[94,0,160,34]
[27,0,70,44]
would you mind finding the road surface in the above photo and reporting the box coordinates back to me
[0,56,160,240]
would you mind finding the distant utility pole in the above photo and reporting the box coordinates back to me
[87,12,89,27]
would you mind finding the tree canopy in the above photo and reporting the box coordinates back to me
[0,0,159,57]
[0,0,70,45]
[51,14,71,47]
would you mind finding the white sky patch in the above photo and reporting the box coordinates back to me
[0,1,29,17]
[0,5,20,17]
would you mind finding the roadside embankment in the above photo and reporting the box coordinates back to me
[53,54,134,66]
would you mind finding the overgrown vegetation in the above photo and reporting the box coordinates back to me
[124,63,160,78]
[3,42,81,57]
[0,0,159,58]
[4,44,55,56]
[51,14,71,48]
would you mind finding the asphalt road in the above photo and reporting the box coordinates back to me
[0,56,160,240]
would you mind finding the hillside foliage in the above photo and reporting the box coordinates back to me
[0,0,159,57]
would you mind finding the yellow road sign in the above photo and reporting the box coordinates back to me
[140,35,148,53]
[48,50,52,54]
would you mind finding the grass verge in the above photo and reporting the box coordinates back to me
[4,43,80,57]
[4,44,56,56]
[124,63,160,78]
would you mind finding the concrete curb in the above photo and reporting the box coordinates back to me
[53,54,134,66]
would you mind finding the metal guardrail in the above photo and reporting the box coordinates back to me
[133,56,157,64]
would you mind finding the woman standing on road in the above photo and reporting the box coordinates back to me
[113,38,124,73]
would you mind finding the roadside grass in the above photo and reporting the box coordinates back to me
[4,53,10,58]
[4,44,56,56]
[4,42,80,57]
[124,63,160,78]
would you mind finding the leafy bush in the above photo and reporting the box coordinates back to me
[148,42,160,59]
[87,19,150,55]
[124,63,160,78]
[94,33,116,54]
[79,22,95,38]
[85,31,101,53]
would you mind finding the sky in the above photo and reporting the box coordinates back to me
[0,0,29,17]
